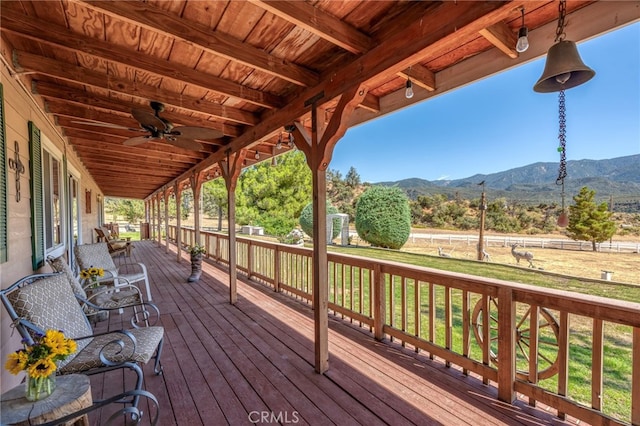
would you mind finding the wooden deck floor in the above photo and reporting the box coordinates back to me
[89,240,578,425]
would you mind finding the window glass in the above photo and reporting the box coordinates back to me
[43,150,62,250]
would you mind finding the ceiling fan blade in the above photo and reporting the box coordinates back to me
[172,126,223,140]
[71,120,141,131]
[123,135,159,146]
[165,137,203,151]
[131,109,167,131]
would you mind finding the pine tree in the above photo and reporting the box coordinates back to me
[566,187,616,251]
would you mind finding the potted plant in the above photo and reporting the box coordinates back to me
[187,244,206,282]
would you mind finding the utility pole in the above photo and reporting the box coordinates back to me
[477,181,486,261]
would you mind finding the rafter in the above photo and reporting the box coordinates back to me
[249,0,372,54]
[81,0,318,87]
[43,98,238,140]
[479,21,518,59]
[398,64,436,92]
[1,8,284,108]
[16,52,258,126]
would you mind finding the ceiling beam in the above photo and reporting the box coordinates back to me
[15,52,259,126]
[34,81,238,140]
[249,0,372,54]
[1,8,284,109]
[65,134,205,163]
[81,0,318,87]
[43,98,239,141]
[397,64,436,92]
[479,21,518,59]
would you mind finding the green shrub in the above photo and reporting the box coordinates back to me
[299,202,341,240]
[355,186,411,249]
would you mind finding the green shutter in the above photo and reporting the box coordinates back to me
[29,121,44,270]
[0,84,7,263]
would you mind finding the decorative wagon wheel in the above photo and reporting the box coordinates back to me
[471,297,560,381]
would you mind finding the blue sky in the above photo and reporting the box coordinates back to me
[331,22,640,183]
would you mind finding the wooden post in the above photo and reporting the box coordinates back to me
[164,187,170,254]
[175,182,182,262]
[190,171,203,247]
[497,287,516,403]
[221,152,244,305]
[294,85,367,374]
[310,106,329,373]
[157,195,162,246]
[477,186,486,261]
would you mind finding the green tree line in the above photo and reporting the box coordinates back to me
[106,151,637,249]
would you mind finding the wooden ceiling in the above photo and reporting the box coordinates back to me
[0,1,636,200]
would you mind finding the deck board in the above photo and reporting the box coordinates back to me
[86,241,579,425]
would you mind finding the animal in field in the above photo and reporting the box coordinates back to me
[437,247,452,258]
[510,243,534,268]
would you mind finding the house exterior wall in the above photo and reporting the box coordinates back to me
[0,63,103,391]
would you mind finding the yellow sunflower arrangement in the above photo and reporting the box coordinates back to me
[80,266,104,287]
[5,329,77,401]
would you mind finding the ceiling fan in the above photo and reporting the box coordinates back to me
[74,101,223,150]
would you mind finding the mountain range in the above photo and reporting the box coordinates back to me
[377,154,640,210]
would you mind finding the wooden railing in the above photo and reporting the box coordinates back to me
[168,225,639,425]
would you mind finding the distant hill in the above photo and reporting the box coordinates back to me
[376,154,640,211]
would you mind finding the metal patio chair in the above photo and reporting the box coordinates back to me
[1,273,164,411]
[47,255,146,324]
[75,242,153,301]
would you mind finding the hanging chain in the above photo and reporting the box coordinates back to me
[555,0,567,42]
[556,89,567,209]
[556,90,567,186]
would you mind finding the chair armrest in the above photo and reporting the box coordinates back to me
[76,294,161,328]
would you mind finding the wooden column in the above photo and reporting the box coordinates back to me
[164,187,170,253]
[221,151,245,305]
[156,195,162,246]
[293,86,367,374]
[175,182,182,262]
[190,171,203,247]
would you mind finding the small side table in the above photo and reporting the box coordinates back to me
[1,374,92,425]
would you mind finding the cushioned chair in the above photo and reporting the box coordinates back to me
[95,227,132,257]
[47,255,146,324]
[75,242,153,301]
[0,273,164,411]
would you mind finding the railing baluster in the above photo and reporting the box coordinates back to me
[633,327,640,424]
[429,282,435,360]
[444,285,451,367]
[373,264,384,341]
[401,276,407,347]
[389,274,395,342]
[415,280,421,353]
[592,318,603,411]
[462,289,469,374]
[482,294,490,385]
[528,304,539,407]
[557,311,570,420]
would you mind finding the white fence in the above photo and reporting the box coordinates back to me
[406,233,640,253]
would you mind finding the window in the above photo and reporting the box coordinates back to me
[43,150,62,250]
[30,122,66,269]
